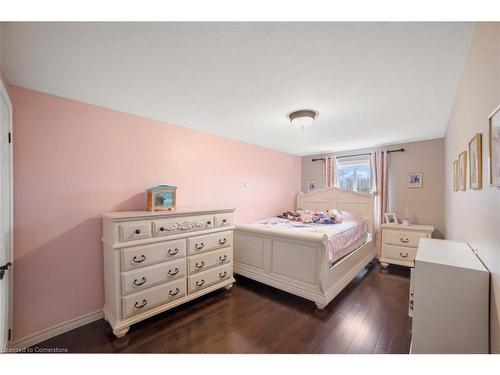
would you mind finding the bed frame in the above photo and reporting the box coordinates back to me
[233,187,375,309]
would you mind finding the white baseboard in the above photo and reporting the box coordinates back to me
[9,310,104,349]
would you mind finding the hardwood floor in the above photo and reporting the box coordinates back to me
[33,261,412,353]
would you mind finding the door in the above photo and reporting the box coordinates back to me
[0,79,13,350]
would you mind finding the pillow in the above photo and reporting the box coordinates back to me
[278,209,343,224]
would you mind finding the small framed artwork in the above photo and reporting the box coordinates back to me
[384,212,398,224]
[489,105,500,187]
[452,160,459,191]
[458,151,467,191]
[407,172,423,188]
[307,181,317,192]
[468,133,482,189]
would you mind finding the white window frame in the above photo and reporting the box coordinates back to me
[335,155,372,193]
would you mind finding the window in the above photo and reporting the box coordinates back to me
[336,155,372,193]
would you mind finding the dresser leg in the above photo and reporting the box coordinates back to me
[113,327,130,338]
[225,284,233,291]
[380,262,389,269]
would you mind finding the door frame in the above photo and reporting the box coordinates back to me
[0,76,14,347]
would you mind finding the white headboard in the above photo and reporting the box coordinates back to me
[297,187,374,234]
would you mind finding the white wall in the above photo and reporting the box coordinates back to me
[444,22,500,353]
[302,138,445,237]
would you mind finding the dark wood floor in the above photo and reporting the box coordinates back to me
[33,261,412,353]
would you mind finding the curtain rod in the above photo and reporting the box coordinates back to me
[311,148,405,162]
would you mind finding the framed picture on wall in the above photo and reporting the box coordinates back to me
[489,105,500,187]
[468,133,482,190]
[452,160,459,191]
[407,172,423,188]
[307,181,317,192]
[458,150,467,191]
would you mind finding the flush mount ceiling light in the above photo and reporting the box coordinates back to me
[289,109,317,130]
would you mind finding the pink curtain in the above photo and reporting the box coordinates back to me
[371,150,389,256]
[324,156,336,188]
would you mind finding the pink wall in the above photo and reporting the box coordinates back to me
[10,86,301,341]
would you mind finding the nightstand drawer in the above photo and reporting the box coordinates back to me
[383,230,429,248]
[382,244,418,262]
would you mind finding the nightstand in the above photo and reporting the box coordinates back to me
[379,223,434,268]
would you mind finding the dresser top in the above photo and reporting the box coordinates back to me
[102,207,235,220]
[381,223,434,232]
[416,238,487,272]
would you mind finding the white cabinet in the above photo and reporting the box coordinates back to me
[102,208,235,337]
[380,223,434,268]
[410,238,489,354]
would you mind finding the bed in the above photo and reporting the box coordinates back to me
[234,187,375,309]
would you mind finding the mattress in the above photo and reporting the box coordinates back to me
[244,216,369,267]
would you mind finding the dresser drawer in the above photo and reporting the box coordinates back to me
[121,258,186,295]
[188,247,232,274]
[120,239,186,271]
[383,230,429,248]
[152,215,213,236]
[382,244,418,263]
[119,221,152,242]
[214,213,233,228]
[122,278,186,319]
[187,263,232,293]
[187,230,233,255]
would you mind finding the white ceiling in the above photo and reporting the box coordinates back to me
[1,22,473,155]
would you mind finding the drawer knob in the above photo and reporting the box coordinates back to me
[195,279,205,287]
[400,237,409,243]
[133,255,146,263]
[206,221,211,225]
[168,248,179,256]
[169,288,180,296]
[195,261,205,269]
[133,277,147,286]
[195,243,205,250]
[135,229,141,235]
[400,252,409,258]
[168,268,180,276]
[219,255,228,262]
[218,238,227,245]
[159,227,165,232]
[222,219,227,223]
[134,299,147,309]
[219,271,227,279]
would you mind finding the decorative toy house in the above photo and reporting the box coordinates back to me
[146,185,177,212]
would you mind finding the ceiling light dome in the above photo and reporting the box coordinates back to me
[289,109,317,130]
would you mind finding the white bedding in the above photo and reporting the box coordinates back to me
[241,215,369,266]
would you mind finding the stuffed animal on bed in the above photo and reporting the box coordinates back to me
[278,208,343,224]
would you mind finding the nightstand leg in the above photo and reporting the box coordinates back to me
[380,262,389,269]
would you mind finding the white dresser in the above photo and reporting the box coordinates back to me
[410,238,489,353]
[380,223,434,268]
[101,208,236,337]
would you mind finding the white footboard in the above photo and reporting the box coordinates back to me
[234,228,375,308]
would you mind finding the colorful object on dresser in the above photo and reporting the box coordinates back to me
[278,208,342,224]
[146,185,177,212]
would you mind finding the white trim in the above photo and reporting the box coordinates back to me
[0,78,13,109]
[9,310,103,349]
[0,74,14,348]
